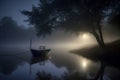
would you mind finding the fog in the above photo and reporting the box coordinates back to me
[1,25,120,51]
[0,16,120,51]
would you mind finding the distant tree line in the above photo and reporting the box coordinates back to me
[0,16,35,44]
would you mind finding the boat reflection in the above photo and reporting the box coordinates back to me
[29,55,51,75]
[30,55,50,65]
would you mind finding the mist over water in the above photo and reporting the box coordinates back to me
[0,45,97,80]
[0,40,120,80]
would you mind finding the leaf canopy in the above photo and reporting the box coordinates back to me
[22,0,120,36]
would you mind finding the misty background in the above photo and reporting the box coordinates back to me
[0,0,76,48]
[0,0,120,50]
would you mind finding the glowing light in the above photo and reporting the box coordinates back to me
[82,33,89,39]
[78,33,90,41]
[80,59,88,69]
[82,61,87,68]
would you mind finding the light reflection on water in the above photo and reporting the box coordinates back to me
[0,46,120,80]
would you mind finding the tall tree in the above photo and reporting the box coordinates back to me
[22,0,120,48]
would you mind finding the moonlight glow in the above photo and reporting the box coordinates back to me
[78,33,91,41]
[82,33,89,39]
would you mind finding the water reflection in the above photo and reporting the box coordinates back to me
[0,47,120,80]
[0,53,26,75]
[71,47,120,80]
[81,59,88,69]
[29,55,50,75]
[30,55,50,65]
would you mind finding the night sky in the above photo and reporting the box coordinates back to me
[0,0,39,28]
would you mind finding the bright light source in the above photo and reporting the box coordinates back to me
[78,33,90,41]
[82,33,89,39]
[82,61,87,68]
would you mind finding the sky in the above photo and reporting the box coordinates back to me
[0,0,39,28]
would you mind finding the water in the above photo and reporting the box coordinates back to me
[0,46,120,80]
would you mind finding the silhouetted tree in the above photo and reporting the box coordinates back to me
[22,0,120,48]
[0,16,35,43]
[0,16,21,41]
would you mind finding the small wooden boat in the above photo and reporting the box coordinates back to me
[30,40,51,57]
[30,49,51,57]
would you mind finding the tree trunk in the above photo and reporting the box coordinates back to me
[93,62,105,80]
[92,21,105,48]
[91,26,105,48]
[97,23,105,48]
[92,31,103,47]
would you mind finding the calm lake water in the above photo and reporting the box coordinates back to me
[0,46,120,80]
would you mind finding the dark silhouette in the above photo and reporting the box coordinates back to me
[109,14,120,29]
[92,62,105,80]
[22,0,120,48]
[30,55,50,65]
[30,40,51,57]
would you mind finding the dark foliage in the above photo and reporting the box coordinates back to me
[22,0,120,47]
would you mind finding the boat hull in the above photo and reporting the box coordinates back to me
[30,49,51,57]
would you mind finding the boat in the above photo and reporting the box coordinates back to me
[30,49,51,57]
[30,40,51,57]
